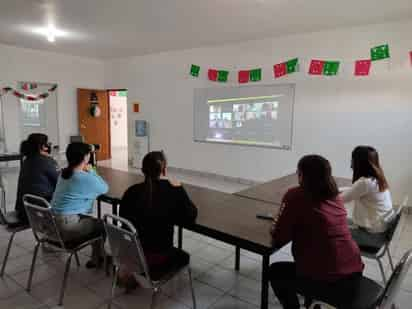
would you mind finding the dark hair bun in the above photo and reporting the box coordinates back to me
[20,133,48,157]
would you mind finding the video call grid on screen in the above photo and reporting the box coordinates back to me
[194,84,295,149]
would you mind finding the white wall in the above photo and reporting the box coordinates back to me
[104,20,412,204]
[0,43,105,152]
[109,95,128,148]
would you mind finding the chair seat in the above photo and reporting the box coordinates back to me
[323,276,383,309]
[3,211,30,230]
[45,231,102,251]
[359,244,384,255]
[357,234,387,255]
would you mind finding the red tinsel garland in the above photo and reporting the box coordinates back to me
[0,84,58,101]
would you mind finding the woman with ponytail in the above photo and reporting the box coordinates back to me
[119,151,197,289]
[15,133,58,224]
[51,142,108,268]
[341,146,394,245]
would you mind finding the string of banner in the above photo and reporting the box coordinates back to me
[0,83,58,101]
[189,44,412,83]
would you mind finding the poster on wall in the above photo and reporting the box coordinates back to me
[135,120,147,137]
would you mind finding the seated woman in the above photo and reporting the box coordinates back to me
[51,142,108,268]
[269,155,364,309]
[341,146,394,246]
[15,133,59,224]
[119,151,197,285]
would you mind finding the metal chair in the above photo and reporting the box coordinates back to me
[309,248,412,309]
[23,194,102,305]
[0,173,30,277]
[103,214,196,309]
[358,196,408,283]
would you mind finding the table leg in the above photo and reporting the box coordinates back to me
[235,246,240,271]
[260,254,270,309]
[97,199,102,219]
[178,226,183,249]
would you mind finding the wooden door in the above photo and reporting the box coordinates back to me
[77,89,111,161]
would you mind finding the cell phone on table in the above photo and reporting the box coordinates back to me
[256,213,274,221]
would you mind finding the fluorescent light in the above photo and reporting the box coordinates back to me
[31,25,67,43]
[47,26,56,42]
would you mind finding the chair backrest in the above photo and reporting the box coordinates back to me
[23,194,65,248]
[385,197,407,242]
[103,214,153,287]
[0,173,7,225]
[378,248,412,309]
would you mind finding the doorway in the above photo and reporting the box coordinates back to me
[77,89,111,161]
[109,90,128,168]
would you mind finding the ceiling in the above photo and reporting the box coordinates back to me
[0,0,411,59]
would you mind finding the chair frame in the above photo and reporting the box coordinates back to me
[24,194,102,305]
[309,248,412,309]
[103,214,196,309]
[360,196,408,284]
[0,178,30,277]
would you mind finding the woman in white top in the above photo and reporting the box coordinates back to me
[341,146,394,246]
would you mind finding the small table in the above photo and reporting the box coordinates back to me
[96,167,278,309]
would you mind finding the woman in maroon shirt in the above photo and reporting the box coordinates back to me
[269,155,364,309]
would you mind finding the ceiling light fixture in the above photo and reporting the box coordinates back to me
[30,25,67,43]
[46,25,56,42]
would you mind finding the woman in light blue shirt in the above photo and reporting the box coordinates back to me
[51,142,108,268]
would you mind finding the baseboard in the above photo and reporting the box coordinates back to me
[404,206,412,215]
[167,166,260,186]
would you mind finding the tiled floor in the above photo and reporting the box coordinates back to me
[1,156,412,308]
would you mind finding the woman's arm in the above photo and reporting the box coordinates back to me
[341,179,368,203]
[83,170,109,197]
[173,184,198,225]
[271,191,297,249]
[45,158,60,188]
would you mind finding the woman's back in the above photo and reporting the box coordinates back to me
[15,154,59,222]
[274,186,364,281]
[51,170,108,215]
[120,179,197,253]
[343,177,394,232]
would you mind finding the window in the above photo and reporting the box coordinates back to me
[20,99,44,127]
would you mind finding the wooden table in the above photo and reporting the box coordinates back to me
[96,167,278,309]
[96,167,144,218]
[235,173,352,205]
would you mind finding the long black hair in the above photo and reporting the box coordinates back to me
[61,142,92,179]
[20,133,49,158]
[141,151,167,207]
[351,146,388,192]
[297,155,339,203]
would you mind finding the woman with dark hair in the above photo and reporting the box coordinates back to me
[119,151,197,288]
[341,146,394,245]
[269,155,364,309]
[51,142,108,268]
[15,133,58,224]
